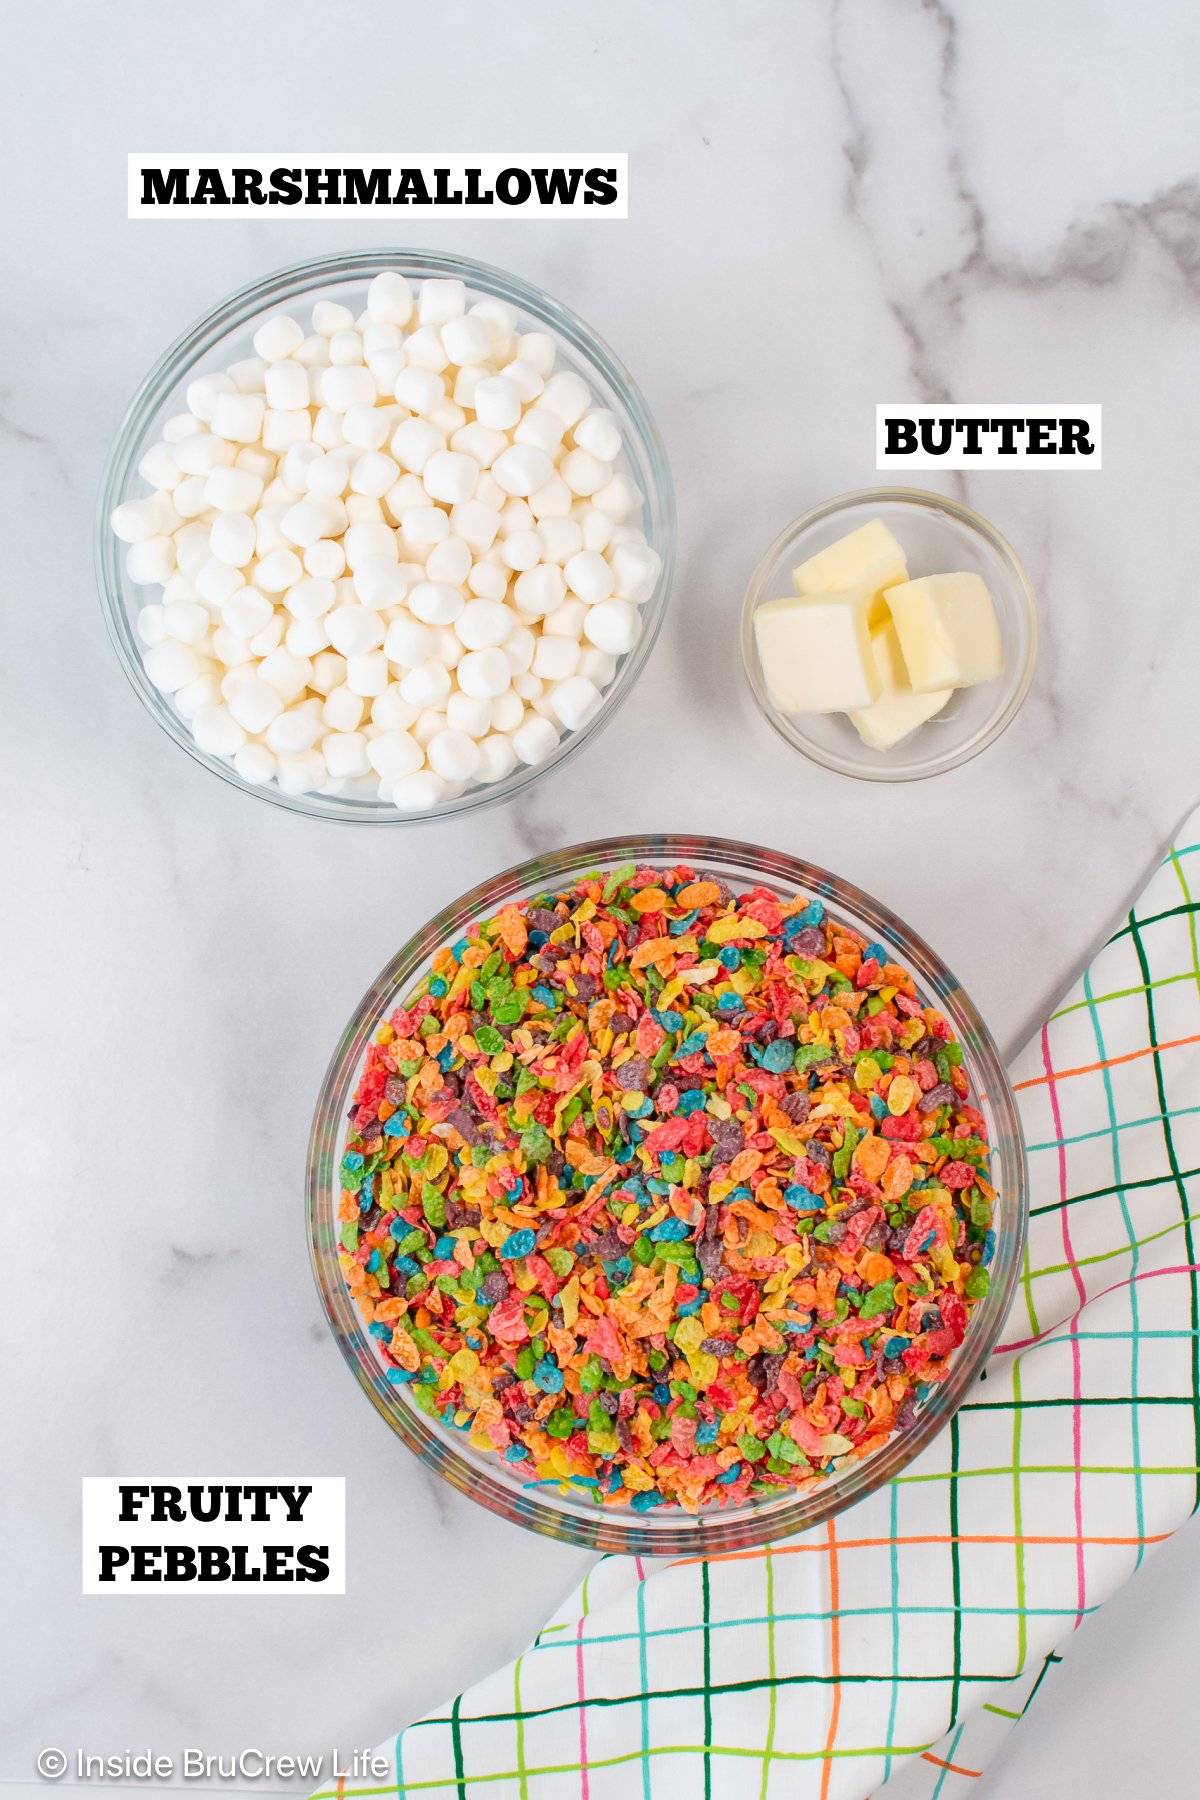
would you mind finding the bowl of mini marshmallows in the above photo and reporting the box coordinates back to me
[96,250,675,820]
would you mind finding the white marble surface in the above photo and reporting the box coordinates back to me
[4,1,1200,1793]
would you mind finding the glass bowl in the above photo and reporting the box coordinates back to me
[308,834,1027,1555]
[95,250,676,823]
[741,487,1038,781]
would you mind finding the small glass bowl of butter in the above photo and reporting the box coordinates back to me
[740,488,1038,781]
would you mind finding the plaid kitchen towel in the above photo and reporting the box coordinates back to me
[317,811,1200,1799]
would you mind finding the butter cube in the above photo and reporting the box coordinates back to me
[793,519,908,615]
[884,572,1002,692]
[848,620,952,751]
[753,590,880,714]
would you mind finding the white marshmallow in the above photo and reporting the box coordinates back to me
[390,770,449,810]
[580,646,618,686]
[422,450,478,506]
[399,660,452,708]
[424,535,473,588]
[455,598,514,650]
[446,690,493,737]
[456,647,511,700]
[466,561,508,602]
[476,732,519,784]
[126,537,176,585]
[367,272,414,326]
[210,511,257,568]
[264,360,310,410]
[502,624,536,674]
[391,417,445,474]
[187,372,235,422]
[560,448,610,497]
[327,605,386,657]
[162,598,209,645]
[528,475,573,519]
[345,651,390,697]
[513,563,566,617]
[328,328,364,367]
[450,500,501,553]
[211,392,266,444]
[532,635,581,681]
[266,709,322,755]
[512,713,561,765]
[313,299,356,336]
[473,375,522,432]
[514,407,565,456]
[583,598,640,656]
[205,465,264,513]
[323,685,365,731]
[549,675,603,732]
[440,312,492,367]
[371,685,419,731]
[228,677,285,734]
[418,278,467,326]
[501,529,542,572]
[342,403,390,451]
[408,581,464,625]
[564,549,614,604]
[310,651,347,696]
[537,517,585,564]
[258,647,312,703]
[234,743,278,784]
[492,444,555,498]
[257,549,304,593]
[137,603,167,646]
[322,365,377,411]
[451,422,508,468]
[191,704,247,756]
[175,672,221,718]
[593,473,640,521]
[367,729,424,781]
[383,612,435,669]
[111,498,161,543]
[350,450,401,498]
[252,315,305,362]
[574,409,623,462]
[323,731,371,779]
[305,538,346,579]
[277,749,327,794]
[427,728,482,784]
[490,688,525,733]
[284,577,336,621]
[543,599,588,639]
[286,616,331,657]
[144,640,202,692]
[611,539,661,601]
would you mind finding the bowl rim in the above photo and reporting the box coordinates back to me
[94,246,676,826]
[740,485,1039,783]
[307,831,1029,1555]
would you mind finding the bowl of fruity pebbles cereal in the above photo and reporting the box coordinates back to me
[309,837,1026,1552]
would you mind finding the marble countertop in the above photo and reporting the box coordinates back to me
[5,1,1200,1793]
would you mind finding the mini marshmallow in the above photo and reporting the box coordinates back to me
[310,651,348,696]
[476,732,519,784]
[611,539,662,603]
[205,465,265,513]
[367,729,424,782]
[342,404,390,451]
[259,647,312,703]
[424,535,473,588]
[391,417,445,474]
[322,684,365,731]
[514,407,565,456]
[322,365,377,411]
[390,770,449,810]
[313,299,356,336]
[407,581,463,625]
[191,704,248,757]
[501,529,542,572]
[322,731,371,779]
[367,272,415,326]
[473,374,522,432]
[399,659,453,708]
[235,743,278,784]
[451,422,508,468]
[256,549,304,593]
[262,409,313,453]
[328,328,364,367]
[345,651,390,697]
[540,371,591,427]
[455,597,514,650]
[418,278,467,326]
[175,672,221,718]
[503,624,536,674]
[422,450,478,506]
[286,616,331,658]
[209,511,257,568]
[537,517,585,564]
[427,728,482,784]
[560,447,611,497]
[350,450,401,498]
[266,709,322,756]
[277,749,327,794]
[580,646,618,685]
[528,475,573,519]
[549,674,603,732]
[574,408,623,462]
[532,635,581,681]
[110,498,161,543]
[305,538,346,579]
[466,561,508,602]
[440,313,492,367]
[564,548,614,603]
[370,685,419,732]
[327,605,386,657]
[137,603,167,646]
[228,676,285,734]
[450,500,501,553]
[456,646,511,700]
[513,563,566,617]
[446,690,493,737]
[490,688,525,734]
[211,392,266,444]
[144,640,202,692]
[583,598,640,656]
[492,444,554,498]
[543,599,588,639]
[252,314,305,361]
[512,713,560,765]
[264,360,310,410]
[127,537,177,585]
[162,598,209,645]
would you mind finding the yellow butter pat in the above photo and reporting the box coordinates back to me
[753,591,880,714]
[848,620,952,751]
[792,519,908,613]
[884,572,1002,693]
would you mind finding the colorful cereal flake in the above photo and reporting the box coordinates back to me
[336,865,994,1512]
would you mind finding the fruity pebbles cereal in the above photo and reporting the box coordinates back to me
[337,863,996,1513]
